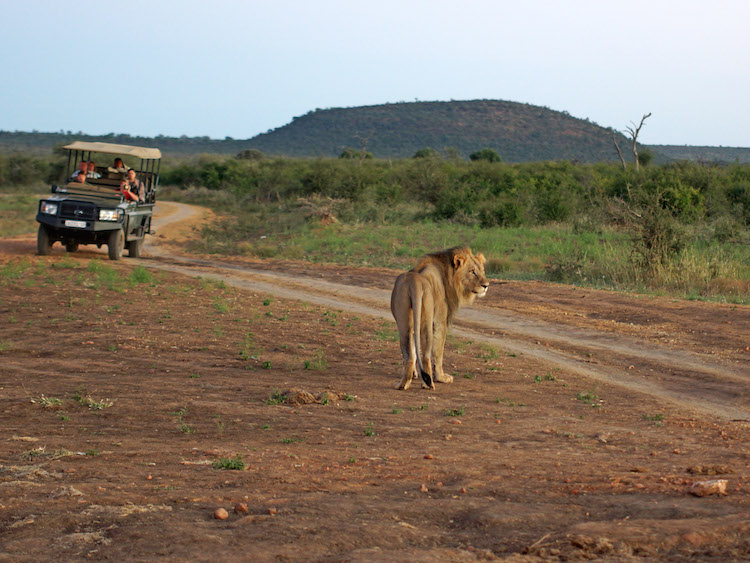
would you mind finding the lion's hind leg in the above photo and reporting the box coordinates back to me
[397,329,417,390]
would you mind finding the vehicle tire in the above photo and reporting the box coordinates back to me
[65,241,79,253]
[37,224,52,255]
[107,229,124,261]
[127,238,143,258]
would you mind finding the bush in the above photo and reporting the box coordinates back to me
[469,148,502,163]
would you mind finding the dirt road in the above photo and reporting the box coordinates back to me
[1,201,748,560]
[143,202,749,422]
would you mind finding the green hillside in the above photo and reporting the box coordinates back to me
[244,100,632,162]
[2,99,748,163]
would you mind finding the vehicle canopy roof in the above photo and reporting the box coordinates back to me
[63,141,161,160]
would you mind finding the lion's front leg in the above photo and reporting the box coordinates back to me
[431,320,453,384]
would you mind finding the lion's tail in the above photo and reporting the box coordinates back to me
[410,284,433,389]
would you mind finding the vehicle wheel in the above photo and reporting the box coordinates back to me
[37,224,52,255]
[127,238,143,258]
[65,241,79,253]
[107,229,124,260]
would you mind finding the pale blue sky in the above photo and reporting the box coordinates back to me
[2,0,748,146]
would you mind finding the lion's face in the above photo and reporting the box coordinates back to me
[454,251,489,303]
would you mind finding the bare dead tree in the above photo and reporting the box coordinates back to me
[297,195,346,225]
[625,113,652,172]
[612,132,627,170]
[354,130,374,165]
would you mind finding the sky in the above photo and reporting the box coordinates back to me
[2,0,749,147]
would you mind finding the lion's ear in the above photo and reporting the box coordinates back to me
[475,252,486,266]
[453,254,465,270]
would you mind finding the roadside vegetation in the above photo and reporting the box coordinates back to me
[2,151,748,303]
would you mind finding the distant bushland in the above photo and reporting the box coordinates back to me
[157,153,750,303]
[2,146,748,302]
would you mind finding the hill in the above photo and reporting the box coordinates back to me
[649,145,750,164]
[244,100,632,162]
[2,100,748,162]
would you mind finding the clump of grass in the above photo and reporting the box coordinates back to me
[533,373,557,383]
[375,328,398,341]
[86,260,122,291]
[213,298,230,313]
[213,455,245,470]
[477,345,499,361]
[495,396,528,407]
[304,349,329,370]
[643,413,665,426]
[443,405,466,417]
[172,406,195,433]
[364,424,375,437]
[32,395,62,408]
[128,265,156,284]
[20,446,73,461]
[281,436,305,444]
[575,387,601,407]
[0,259,31,283]
[265,389,286,405]
[72,389,114,410]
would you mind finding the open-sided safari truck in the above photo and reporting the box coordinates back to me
[36,141,161,260]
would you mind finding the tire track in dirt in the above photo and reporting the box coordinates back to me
[142,202,750,422]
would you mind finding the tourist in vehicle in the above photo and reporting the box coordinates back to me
[70,161,88,179]
[87,161,101,179]
[124,169,145,202]
[118,179,139,202]
[73,171,87,184]
[110,158,129,173]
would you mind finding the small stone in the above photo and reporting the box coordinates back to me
[424,454,434,459]
[214,508,229,520]
[449,419,462,425]
[268,507,277,515]
[234,503,248,514]
[460,487,467,494]
[419,483,429,493]
[690,479,728,497]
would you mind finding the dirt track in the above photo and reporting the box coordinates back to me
[142,203,749,423]
[1,201,748,560]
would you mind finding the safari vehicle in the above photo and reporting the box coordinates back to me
[36,141,160,260]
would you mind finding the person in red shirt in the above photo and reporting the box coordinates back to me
[118,179,139,202]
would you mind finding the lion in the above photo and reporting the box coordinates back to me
[390,246,489,390]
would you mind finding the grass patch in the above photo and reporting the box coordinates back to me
[443,405,466,417]
[31,395,62,408]
[303,349,329,370]
[265,389,286,405]
[72,389,114,410]
[575,387,601,407]
[281,436,305,444]
[212,455,245,470]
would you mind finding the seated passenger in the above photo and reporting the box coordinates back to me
[72,171,87,184]
[124,169,145,202]
[70,161,88,179]
[87,160,101,179]
[118,179,139,202]
[109,158,130,173]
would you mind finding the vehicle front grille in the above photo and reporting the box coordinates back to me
[60,201,96,220]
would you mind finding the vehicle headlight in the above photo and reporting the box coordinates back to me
[41,202,58,215]
[98,209,121,221]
